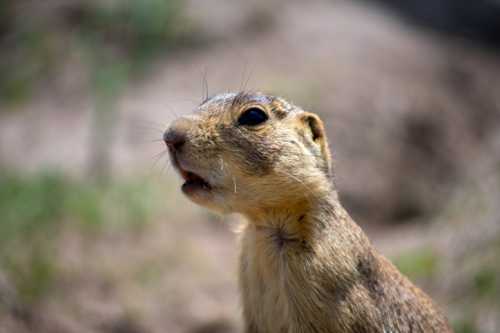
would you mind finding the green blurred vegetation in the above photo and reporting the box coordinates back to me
[454,253,500,333]
[80,0,188,69]
[0,0,195,105]
[0,171,164,304]
[454,320,479,333]
[394,246,500,333]
[0,0,193,307]
[394,243,498,333]
[393,248,439,280]
[473,266,498,299]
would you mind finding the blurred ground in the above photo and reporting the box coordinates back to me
[1,0,499,332]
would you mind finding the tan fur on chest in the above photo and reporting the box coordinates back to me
[238,221,349,333]
[237,213,452,333]
[240,227,291,332]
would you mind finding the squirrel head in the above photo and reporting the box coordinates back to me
[164,92,333,216]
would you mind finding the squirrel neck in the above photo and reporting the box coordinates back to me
[241,190,368,255]
[239,189,374,299]
[243,190,336,225]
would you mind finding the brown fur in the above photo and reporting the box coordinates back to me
[164,92,453,333]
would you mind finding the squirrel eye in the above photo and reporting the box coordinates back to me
[238,108,268,126]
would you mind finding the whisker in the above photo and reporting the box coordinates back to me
[161,97,200,107]
[239,61,254,93]
[127,118,171,146]
[152,149,167,160]
[134,117,169,129]
[150,150,168,173]
[218,155,237,195]
[160,157,172,177]
[232,176,237,194]
[219,157,225,172]
[143,119,169,128]
[202,67,209,103]
[160,104,184,121]
[275,170,319,203]
[128,138,165,145]
[133,125,164,133]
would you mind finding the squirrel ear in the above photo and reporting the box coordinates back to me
[299,112,333,177]
[301,112,326,142]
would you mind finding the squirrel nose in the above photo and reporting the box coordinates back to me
[163,128,186,151]
[164,117,193,151]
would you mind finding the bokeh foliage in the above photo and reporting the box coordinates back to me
[0,171,163,304]
[0,0,191,104]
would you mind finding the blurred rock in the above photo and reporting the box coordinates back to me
[189,319,235,333]
[365,0,500,50]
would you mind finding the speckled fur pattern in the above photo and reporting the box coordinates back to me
[165,92,453,333]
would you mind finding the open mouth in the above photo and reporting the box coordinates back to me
[169,152,211,194]
[179,169,212,193]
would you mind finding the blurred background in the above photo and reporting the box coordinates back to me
[1,0,500,332]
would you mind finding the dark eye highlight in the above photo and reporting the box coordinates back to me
[238,108,269,126]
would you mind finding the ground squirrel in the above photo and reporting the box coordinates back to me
[163,92,452,333]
